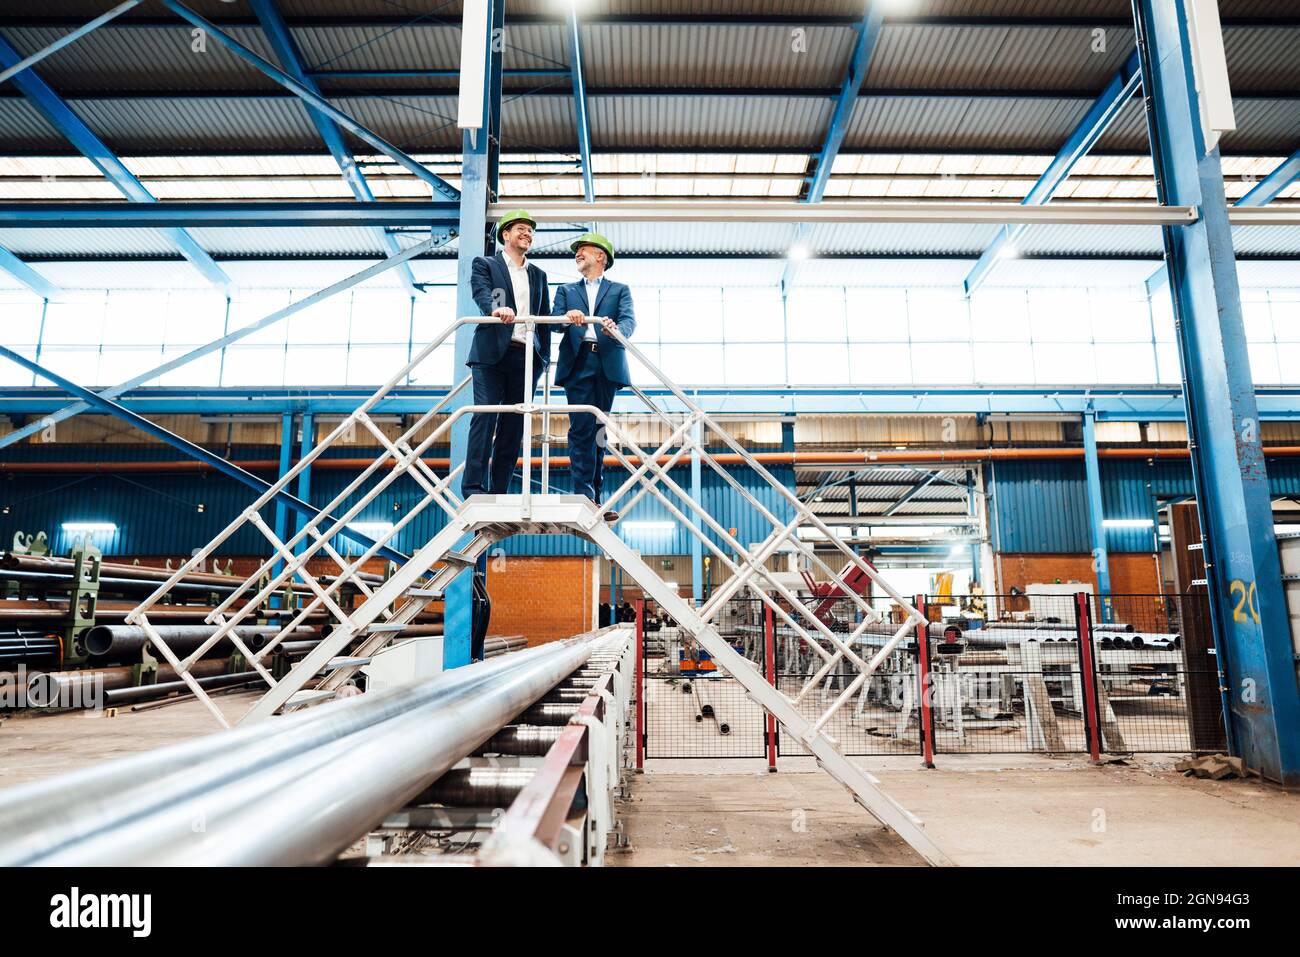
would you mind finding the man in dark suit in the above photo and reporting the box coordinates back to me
[551,232,635,520]
[463,209,552,498]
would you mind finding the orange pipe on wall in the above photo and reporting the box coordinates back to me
[4,446,1300,475]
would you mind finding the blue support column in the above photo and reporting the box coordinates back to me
[1134,0,1300,784]
[0,33,231,291]
[567,7,595,202]
[967,470,981,584]
[248,0,418,295]
[1082,411,1113,622]
[690,419,704,605]
[272,412,294,572]
[294,412,314,557]
[446,0,502,670]
[965,50,1142,295]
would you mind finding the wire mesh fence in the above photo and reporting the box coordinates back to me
[637,590,1225,760]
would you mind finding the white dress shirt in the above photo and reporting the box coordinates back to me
[583,276,602,341]
[504,253,531,345]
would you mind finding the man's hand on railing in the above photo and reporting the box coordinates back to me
[565,309,587,325]
[491,306,516,322]
[598,316,618,336]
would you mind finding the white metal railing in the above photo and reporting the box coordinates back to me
[129,313,925,732]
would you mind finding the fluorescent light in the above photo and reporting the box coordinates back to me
[787,243,811,261]
[623,521,676,532]
[62,522,117,534]
[999,244,1019,260]
[1102,519,1154,528]
[949,545,966,557]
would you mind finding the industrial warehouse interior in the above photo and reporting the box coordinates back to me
[0,0,1297,919]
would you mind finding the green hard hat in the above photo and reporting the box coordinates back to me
[570,231,615,268]
[496,208,536,240]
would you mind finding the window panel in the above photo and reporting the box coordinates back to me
[1247,342,1281,385]
[40,347,100,385]
[658,343,724,383]
[722,288,784,342]
[226,292,291,346]
[1275,343,1300,385]
[405,341,454,387]
[3,297,45,346]
[163,292,227,346]
[1149,285,1176,342]
[349,291,412,344]
[848,343,912,384]
[40,298,105,346]
[1028,290,1092,342]
[157,348,222,387]
[221,345,285,386]
[629,343,663,386]
[912,342,973,383]
[1094,343,1157,383]
[725,343,785,385]
[98,346,165,386]
[1271,294,1300,342]
[347,345,411,386]
[410,289,457,349]
[287,290,351,344]
[104,291,168,345]
[1155,341,1182,384]
[658,289,720,342]
[788,342,848,383]
[1034,342,1096,382]
[0,346,36,386]
[786,289,847,342]
[625,288,659,346]
[1241,299,1274,343]
[1089,291,1153,343]
[974,341,1035,383]
[285,344,349,385]
[906,291,970,342]
[969,290,1030,342]
[846,289,909,342]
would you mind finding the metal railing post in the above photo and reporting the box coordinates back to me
[765,602,778,772]
[1075,591,1103,760]
[635,598,645,771]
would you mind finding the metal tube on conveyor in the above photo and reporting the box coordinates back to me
[0,626,631,866]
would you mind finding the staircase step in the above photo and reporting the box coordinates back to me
[324,656,372,670]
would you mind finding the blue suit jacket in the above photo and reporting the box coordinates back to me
[551,278,636,388]
[467,252,551,367]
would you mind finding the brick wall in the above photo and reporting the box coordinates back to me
[486,556,595,645]
[997,552,1161,596]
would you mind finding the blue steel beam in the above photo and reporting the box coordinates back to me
[0,345,408,564]
[158,0,459,202]
[0,2,141,86]
[446,0,503,671]
[782,4,885,293]
[0,34,231,291]
[964,50,1142,296]
[1236,147,1300,207]
[1134,0,1300,785]
[883,469,940,516]
[0,233,443,452]
[0,248,59,299]
[567,8,595,202]
[248,0,417,295]
[1081,411,1113,622]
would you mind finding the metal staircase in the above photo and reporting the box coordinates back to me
[128,315,952,865]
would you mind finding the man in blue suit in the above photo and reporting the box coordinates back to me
[552,233,635,520]
[463,209,552,498]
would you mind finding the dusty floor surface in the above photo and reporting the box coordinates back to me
[3,700,1299,868]
[611,755,1300,867]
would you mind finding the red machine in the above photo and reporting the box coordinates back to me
[800,556,877,626]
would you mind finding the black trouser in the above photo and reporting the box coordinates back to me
[462,344,543,497]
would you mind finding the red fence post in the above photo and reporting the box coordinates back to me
[1074,592,1103,761]
[635,598,645,771]
[765,602,778,772]
[915,595,936,769]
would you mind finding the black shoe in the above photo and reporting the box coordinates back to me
[603,509,619,522]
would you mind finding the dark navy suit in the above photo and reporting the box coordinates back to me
[551,277,635,503]
[463,252,551,497]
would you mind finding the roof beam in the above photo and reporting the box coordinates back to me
[963,50,1143,296]
[0,246,59,298]
[156,0,459,202]
[784,3,885,292]
[567,7,594,202]
[248,0,417,295]
[884,470,942,516]
[0,1,141,86]
[0,32,231,291]
[1236,146,1300,207]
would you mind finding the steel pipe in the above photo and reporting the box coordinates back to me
[475,725,565,757]
[414,767,538,808]
[104,670,262,706]
[25,658,234,707]
[0,628,628,865]
[84,624,317,662]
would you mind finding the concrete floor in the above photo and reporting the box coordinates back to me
[613,755,1300,867]
[4,697,1299,868]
